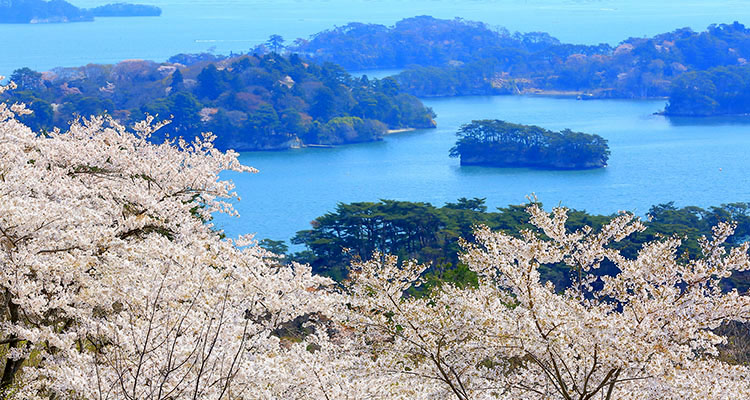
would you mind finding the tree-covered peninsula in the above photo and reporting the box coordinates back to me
[0,0,161,23]
[448,120,609,169]
[665,65,750,116]
[3,54,435,150]
[292,17,750,100]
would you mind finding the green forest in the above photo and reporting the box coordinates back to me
[3,54,435,150]
[449,120,609,169]
[288,198,750,293]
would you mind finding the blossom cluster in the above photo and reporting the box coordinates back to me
[337,205,750,399]
[0,87,335,399]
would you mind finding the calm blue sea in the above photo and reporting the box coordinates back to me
[4,0,750,243]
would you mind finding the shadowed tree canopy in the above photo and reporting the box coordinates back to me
[449,120,610,169]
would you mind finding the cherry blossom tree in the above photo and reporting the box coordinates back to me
[4,73,750,399]
[0,80,335,399]
[342,203,750,399]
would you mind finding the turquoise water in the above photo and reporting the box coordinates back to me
[4,0,750,75]
[216,96,750,242]
[5,1,750,243]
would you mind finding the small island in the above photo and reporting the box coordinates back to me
[449,120,610,169]
[0,0,161,24]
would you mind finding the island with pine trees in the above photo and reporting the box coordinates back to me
[449,120,610,169]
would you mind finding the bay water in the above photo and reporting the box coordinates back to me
[217,96,750,243]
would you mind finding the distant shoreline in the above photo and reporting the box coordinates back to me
[385,128,417,135]
[655,110,750,118]
[0,1,162,24]
[413,91,668,101]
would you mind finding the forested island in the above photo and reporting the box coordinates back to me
[0,0,161,23]
[289,198,750,293]
[292,16,750,108]
[3,54,435,150]
[448,120,609,169]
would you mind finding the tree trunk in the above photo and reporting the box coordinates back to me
[1,295,24,391]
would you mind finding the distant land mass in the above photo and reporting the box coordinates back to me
[449,120,610,170]
[290,16,750,109]
[2,54,436,151]
[0,0,92,23]
[89,2,161,17]
[0,0,161,23]
[5,14,750,121]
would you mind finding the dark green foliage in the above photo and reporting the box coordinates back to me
[309,87,336,120]
[291,199,750,292]
[445,197,488,212]
[450,120,610,169]
[60,96,115,119]
[258,239,289,264]
[10,68,44,90]
[140,91,202,137]
[2,54,435,151]
[170,69,184,90]
[8,91,53,132]
[665,65,750,116]
[408,262,479,298]
[266,34,285,54]
[259,239,289,255]
[196,64,228,100]
[290,198,569,283]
